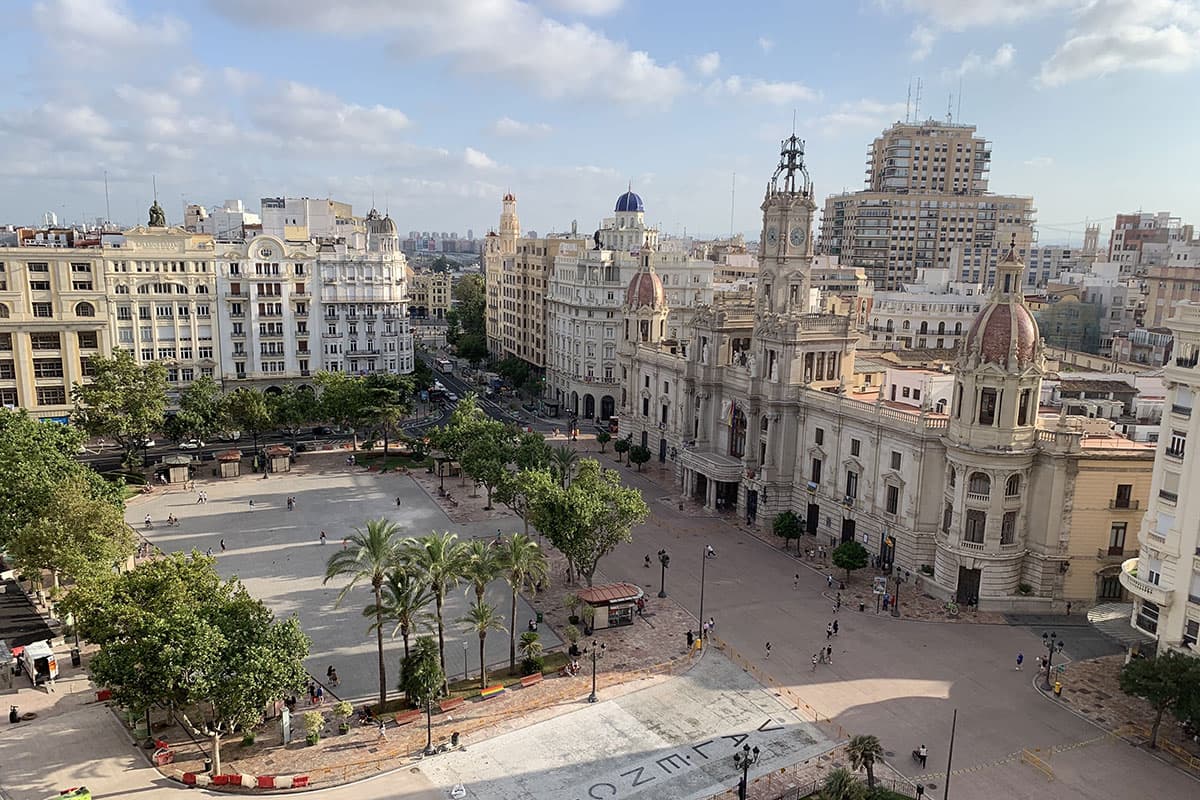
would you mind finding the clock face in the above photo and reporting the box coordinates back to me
[259,247,273,259]
[789,227,805,247]
[766,226,779,247]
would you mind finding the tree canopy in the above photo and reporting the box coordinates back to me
[175,375,229,441]
[772,511,803,551]
[226,387,273,455]
[446,274,487,364]
[832,540,869,580]
[71,349,167,467]
[1119,650,1200,748]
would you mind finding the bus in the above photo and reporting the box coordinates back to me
[434,358,452,372]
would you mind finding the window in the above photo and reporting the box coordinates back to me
[32,302,53,318]
[1108,523,1127,556]
[0,388,15,406]
[886,485,900,514]
[850,438,861,457]
[1000,511,1017,544]
[891,451,901,470]
[0,360,13,379]
[811,457,822,484]
[35,386,67,406]
[942,502,953,534]
[641,397,649,417]
[1005,475,1020,497]
[729,409,747,458]
[29,279,51,291]
[27,262,48,272]
[964,510,986,543]
[978,388,997,425]
[845,470,858,499]
[1018,389,1032,426]
[33,358,63,378]
[29,333,60,350]
[815,427,824,445]
[75,302,95,317]
[1168,430,1186,458]
[1185,619,1199,648]
[1114,484,1132,508]
[968,472,990,496]
[0,333,10,351]
[81,357,96,377]
[1136,599,1159,634]
[660,403,668,424]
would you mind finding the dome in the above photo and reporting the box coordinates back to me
[964,301,1039,368]
[503,192,516,202]
[365,208,397,236]
[615,190,644,213]
[625,267,664,310]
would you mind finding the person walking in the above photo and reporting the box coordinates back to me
[793,574,800,590]
[327,666,339,687]
[377,719,387,739]
[287,496,295,511]
[826,622,834,640]
[765,642,772,659]
[917,744,928,769]
[707,616,715,634]
[220,538,226,552]
[307,681,317,705]
[827,573,834,589]
[811,653,819,671]
[319,531,327,545]
[314,684,324,705]
[835,592,842,611]
[832,619,839,636]
[248,499,255,510]
[1015,652,1024,670]
[196,492,203,504]
[825,645,833,664]
[395,496,402,507]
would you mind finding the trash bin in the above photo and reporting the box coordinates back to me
[203,757,213,773]
[1053,681,1063,698]
[71,648,81,667]
[859,601,866,612]
[536,611,543,624]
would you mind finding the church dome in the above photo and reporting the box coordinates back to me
[625,267,664,310]
[965,302,1039,368]
[365,208,397,236]
[615,189,644,213]
[503,192,516,202]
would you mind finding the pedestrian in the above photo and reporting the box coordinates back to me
[826,622,834,640]
[220,538,226,552]
[395,496,402,507]
[794,573,800,589]
[917,744,928,768]
[702,620,710,638]
[315,685,324,705]
[686,630,694,648]
[206,547,213,558]
[827,574,834,589]
[307,681,317,705]
[1066,601,1072,616]
[812,653,819,671]
[528,618,537,633]
[832,619,839,636]
[765,642,772,659]
[287,496,295,511]
[319,531,327,545]
[645,554,651,568]
[636,597,646,616]
[327,665,339,686]
[1015,652,1024,670]
[825,645,833,664]
[708,616,715,633]
[196,492,203,504]
[705,545,716,559]
[377,719,387,739]
[835,592,842,611]
[342,538,348,549]
[248,499,255,509]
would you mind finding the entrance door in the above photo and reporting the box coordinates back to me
[694,474,708,504]
[956,567,982,605]
[640,430,648,449]
[840,517,856,544]
[600,395,614,419]
[746,490,758,523]
[1098,573,1123,600]
[806,503,819,535]
[659,437,667,462]
[584,394,595,419]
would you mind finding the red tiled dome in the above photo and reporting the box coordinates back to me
[503,192,516,202]
[965,301,1039,368]
[626,269,665,309]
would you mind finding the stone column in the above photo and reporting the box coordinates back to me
[706,479,717,510]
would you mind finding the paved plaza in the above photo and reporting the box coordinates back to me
[127,456,559,703]
[418,650,831,799]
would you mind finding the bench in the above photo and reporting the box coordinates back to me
[394,710,422,726]
[519,673,544,688]
[438,697,465,714]
[479,684,505,700]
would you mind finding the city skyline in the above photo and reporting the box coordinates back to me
[2,1,1198,242]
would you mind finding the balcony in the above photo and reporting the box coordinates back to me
[966,491,990,504]
[227,291,248,298]
[1119,558,1173,606]
[1171,404,1192,418]
[230,331,245,339]
[1109,499,1140,510]
[959,539,986,552]
[1159,489,1179,503]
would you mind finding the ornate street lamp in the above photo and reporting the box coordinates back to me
[585,640,606,703]
[1042,631,1065,690]
[657,549,670,598]
[733,743,760,800]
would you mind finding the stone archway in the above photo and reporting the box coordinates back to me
[569,391,579,414]
[600,395,615,420]
[583,394,596,419]
[265,385,283,396]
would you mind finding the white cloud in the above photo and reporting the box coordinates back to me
[1024,156,1054,167]
[757,36,775,54]
[950,43,1017,77]
[707,76,818,105]
[208,0,686,106]
[464,147,498,169]
[694,51,721,76]
[491,117,553,137]
[115,84,182,117]
[890,0,1075,31]
[222,67,260,94]
[819,99,908,132]
[1038,0,1200,86]
[251,81,412,149]
[541,0,623,14]
[31,0,187,58]
[910,25,936,61]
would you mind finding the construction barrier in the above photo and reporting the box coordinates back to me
[181,772,308,790]
[1019,748,1054,781]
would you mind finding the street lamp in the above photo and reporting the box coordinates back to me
[733,743,760,800]
[423,696,437,756]
[891,568,910,618]
[462,641,469,683]
[1042,631,1065,690]
[585,640,606,703]
[657,549,670,598]
[698,544,711,646]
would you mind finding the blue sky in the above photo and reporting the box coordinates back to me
[1,0,1198,244]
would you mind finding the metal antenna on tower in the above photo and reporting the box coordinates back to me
[956,75,963,122]
[914,78,923,121]
[905,79,912,123]
[946,93,953,124]
[103,170,112,225]
[729,173,736,239]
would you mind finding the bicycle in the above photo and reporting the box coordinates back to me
[944,601,960,617]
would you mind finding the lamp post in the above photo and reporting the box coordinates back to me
[891,568,910,618]
[423,696,436,756]
[585,640,605,703]
[698,545,710,645]
[657,549,670,598]
[1042,631,1065,690]
[462,640,469,683]
[733,743,760,800]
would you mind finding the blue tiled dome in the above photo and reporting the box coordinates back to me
[614,190,644,213]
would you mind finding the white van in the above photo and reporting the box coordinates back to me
[18,640,58,686]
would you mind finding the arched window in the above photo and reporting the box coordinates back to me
[729,408,747,458]
[948,467,956,487]
[968,472,990,496]
[919,321,928,334]
[902,320,910,330]
[0,303,8,318]
[1005,475,1020,497]
[75,302,95,317]
[954,321,963,334]
[761,416,769,434]
[885,319,894,332]
[937,321,946,335]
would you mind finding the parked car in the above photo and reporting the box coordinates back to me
[178,439,205,450]
[214,431,241,442]
[447,392,459,402]
[312,426,333,435]
[140,438,156,448]
[522,402,538,413]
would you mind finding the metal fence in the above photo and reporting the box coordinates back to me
[767,776,915,800]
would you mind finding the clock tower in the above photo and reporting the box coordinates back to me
[758,132,816,316]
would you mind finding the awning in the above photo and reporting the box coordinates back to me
[1087,602,1157,647]
[680,449,744,482]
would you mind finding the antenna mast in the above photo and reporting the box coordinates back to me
[729,173,736,239]
[914,78,923,121]
[956,75,963,122]
[905,79,912,123]
[104,170,112,225]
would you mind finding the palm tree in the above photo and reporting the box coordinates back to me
[551,444,578,487]
[518,630,543,662]
[498,532,548,671]
[364,567,434,664]
[846,734,884,790]
[406,531,468,688]
[462,538,502,604]
[323,519,406,710]
[820,768,866,800]
[458,599,507,689]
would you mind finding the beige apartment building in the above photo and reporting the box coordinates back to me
[819,120,1035,290]
[1145,265,1200,329]
[409,270,453,320]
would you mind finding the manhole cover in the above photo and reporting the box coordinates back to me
[884,750,895,757]
[925,782,938,789]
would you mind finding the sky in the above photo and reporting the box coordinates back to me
[1,0,1198,245]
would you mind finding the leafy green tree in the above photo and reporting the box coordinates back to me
[0,410,122,548]
[595,431,611,452]
[364,568,434,664]
[8,475,135,589]
[832,540,869,582]
[459,419,515,508]
[494,358,531,392]
[62,553,309,776]
[519,630,543,661]
[406,531,468,689]
[613,435,631,464]
[513,431,552,471]
[551,444,578,487]
[526,459,648,586]
[628,444,651,471]
[323,519,407,710]
[820,767,866,800]
[495,468,549,539]
[458,599,506,689]
[315,371,370,448]
[363,373,417,461]
[462,538,503,603]
[847,734,883,789]
[226,387,273,460]
[773,511,802,552]
[175,376,229,442]
[268,385,318,451]
[71,349,168,469]
[430,395,487,486]
[498,532,548,671]
[400,636,444,752]
[1119,650,1200,748]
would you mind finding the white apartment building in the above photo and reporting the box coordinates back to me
[186,200,262,242]
[868,269,985,350]
[1123,301,1200,654]
[260,197,360,243]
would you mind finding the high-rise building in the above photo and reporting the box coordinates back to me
[819,120,1036,290]
[1122,301,1200,653]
